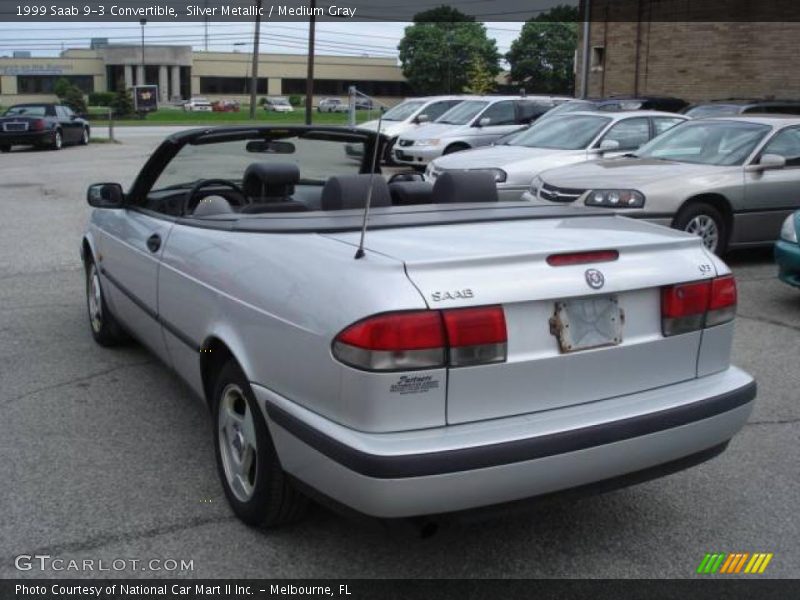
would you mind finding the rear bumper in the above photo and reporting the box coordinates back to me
[254,366,755,518]
[775,240,800,288]
[0,130,52,146]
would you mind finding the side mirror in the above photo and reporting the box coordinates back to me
[599,139,621,152]
[476,117,491,127]
[415,113,430,124]
[87,183,125,208]
[750,153,787,171]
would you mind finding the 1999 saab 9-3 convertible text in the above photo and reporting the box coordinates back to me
[81,125,756,527]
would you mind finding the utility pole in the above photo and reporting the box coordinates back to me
[140,18,146,83]
[249,0,262,119]
[579,0,591,98]
[204,0,209,51]
[304,0,316,125]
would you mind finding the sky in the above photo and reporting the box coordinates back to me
[0,21,526,63]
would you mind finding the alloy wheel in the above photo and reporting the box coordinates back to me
[218,384,259,502]
[88,264,103,334]
[684,214,719,252]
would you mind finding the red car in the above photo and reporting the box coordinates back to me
[212,100,241,113]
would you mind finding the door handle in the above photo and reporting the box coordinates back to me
[146,233,161,253]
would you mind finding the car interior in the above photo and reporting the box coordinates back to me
[145,165,500,218]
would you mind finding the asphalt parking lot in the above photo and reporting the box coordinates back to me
[1,131,798,579]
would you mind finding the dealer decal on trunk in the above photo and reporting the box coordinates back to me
[390,375,440,395]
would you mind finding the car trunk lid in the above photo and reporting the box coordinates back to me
[326,215,721,424]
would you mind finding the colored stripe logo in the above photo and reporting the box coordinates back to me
[696,552,773,574]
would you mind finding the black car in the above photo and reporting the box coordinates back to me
[0,103,90,152]
[683,99,800,118]
[593,95,689,113]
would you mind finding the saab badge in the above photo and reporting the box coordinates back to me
[585,268,605,290]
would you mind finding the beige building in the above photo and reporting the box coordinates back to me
[0,44,408,106]
[576,0,800,102]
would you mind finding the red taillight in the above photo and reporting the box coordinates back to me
[30,119,46,131]
[661,275,736,336]
[443,306,507,367]
[547,249,619,267]
[333,306,507,371]
[336,311,444,351]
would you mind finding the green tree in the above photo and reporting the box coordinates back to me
[506,5,579,95]
[110,88,135,118]
[398,6,500,95]
[53,77,88,115]
[463,55,496,95]
[53,77,72,99]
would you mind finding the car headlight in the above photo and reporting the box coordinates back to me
[780,214,798,243]
[530,175,544,196]
[585,189,645,208]
[474,168,507,183]
[415,139,440,147]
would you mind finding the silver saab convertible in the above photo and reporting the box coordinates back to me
[81,125,756,527]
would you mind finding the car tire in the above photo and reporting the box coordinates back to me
[80,127,90,145]
[213,360,309,527]
[51,129,63,150]
[673,202,728,255]
[0,145,10,153]
[443,143,469,155]
[85,257,129,346]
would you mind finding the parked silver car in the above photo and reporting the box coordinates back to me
[81,125,755,527]
[426,111,687,201]
[525,116,800,254]
[394,95,569,167]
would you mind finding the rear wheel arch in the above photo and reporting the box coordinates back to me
[674,194,733,254]
[200,336,244,410]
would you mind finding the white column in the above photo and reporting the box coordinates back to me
[136,65,145,87]
[170,66,181,100]
[124,65,133,89]
[158,66,169,104]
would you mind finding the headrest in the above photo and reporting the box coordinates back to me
[320,174,392,211]
[192,195,234,217]
[431,171,499,203]
[243,162,300,199]
[389,181,434,206]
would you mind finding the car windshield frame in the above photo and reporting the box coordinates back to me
[635,119,772,166]
[380,100,427,122]
[508,114,612,150]
[435,100,489,125]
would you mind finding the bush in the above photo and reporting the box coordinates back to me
[62,86,88,116]
[110,88,135,118]
[88,92,116,107]
[288,95,303,107]
[258,97,268,106]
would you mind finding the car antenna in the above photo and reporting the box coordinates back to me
[354,103,386,260]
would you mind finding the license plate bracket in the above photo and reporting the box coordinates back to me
[549,295,624,353]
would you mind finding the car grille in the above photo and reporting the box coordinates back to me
[398,139,413,147]
[539,183,586,203]
[2,122,28,132]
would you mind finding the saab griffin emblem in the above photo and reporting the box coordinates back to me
[585,268,605,290]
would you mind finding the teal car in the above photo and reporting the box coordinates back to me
[776,211,800,288]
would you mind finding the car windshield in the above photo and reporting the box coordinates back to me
[151,132,366,192]
[4,105,47,116]
[636,120,771,165]
[436,100,489,125]
[684,104,741,118]
[381,100,426,121]
[509,115,611,149]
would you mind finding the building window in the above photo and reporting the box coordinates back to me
[17,75,94,94]
[591,46,605,71]
[199,76,267,95]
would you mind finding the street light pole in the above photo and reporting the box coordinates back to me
[249,0,262,119]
